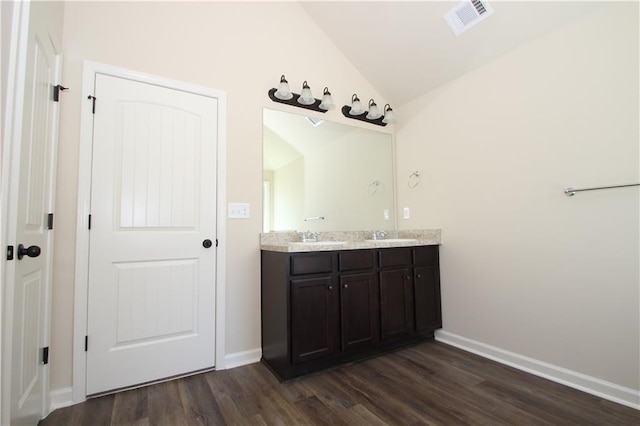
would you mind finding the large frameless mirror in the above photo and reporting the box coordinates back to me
[263,108,395,232]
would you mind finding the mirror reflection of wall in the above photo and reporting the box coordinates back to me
[263,108,396,232]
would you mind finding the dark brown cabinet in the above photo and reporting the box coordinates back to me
[261,245,441,381]
[290,276,338,363]
[413,246,442,332]
[379,268,414,340]
[339,272,379,351]
[415,265,441,331]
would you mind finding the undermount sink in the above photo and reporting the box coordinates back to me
[364,238,418,243]
[290,241,348,246]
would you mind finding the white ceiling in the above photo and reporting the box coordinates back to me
[300,1,602,107]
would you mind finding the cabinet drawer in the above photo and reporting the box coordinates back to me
[413,246,439,266]
[338,250,374,272]
[291,253,333,275]
[378,248,412,268]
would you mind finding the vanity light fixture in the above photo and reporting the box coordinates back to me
[297,81,314,105]
[319,87,335,110]
[274,75,293,100]
[349,94,364,115]
[341,94,394,126]
[366,99,381,120]
[268,75,332,113]
[382,104,396,124]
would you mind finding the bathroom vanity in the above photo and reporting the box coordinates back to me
[260,231,442,381]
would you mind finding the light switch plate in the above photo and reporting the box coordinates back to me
[228,202,250,219]
[403,207,410,219]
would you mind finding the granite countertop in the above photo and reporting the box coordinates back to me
[260,229,441,253]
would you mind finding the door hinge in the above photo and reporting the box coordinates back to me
[7,245,14,261]
[53,85,68,102]
[87,95,96,114]
[47,213,54,230]
[42,347,49,364]
[85,336,88,352]
[216,239,219,247]
[88,214,92,230]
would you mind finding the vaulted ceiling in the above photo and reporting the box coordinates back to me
[300,1,601,107]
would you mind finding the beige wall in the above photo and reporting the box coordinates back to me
[273,157,305,231]
[53,1,388,390]
[305,130,394,232]
[396,3,639,390]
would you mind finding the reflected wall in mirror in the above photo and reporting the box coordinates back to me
[263,108,395,232]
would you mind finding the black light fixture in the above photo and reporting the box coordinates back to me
[341,94,395,126]
[268,75,334,113]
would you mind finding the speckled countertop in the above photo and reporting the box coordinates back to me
[260,229,441,253]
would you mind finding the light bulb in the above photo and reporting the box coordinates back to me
[382,104,396,124]
[366,99,381,120]
[349,94,364,115]
[319,87,335,110]
[274,75,293,100]
[297,81,315,105]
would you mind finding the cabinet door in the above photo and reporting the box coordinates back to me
[340,273,379,351]
[379,268,414,340]
[414,265,442,331]
[290,276,339,363]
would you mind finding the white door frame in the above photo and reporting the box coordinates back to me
[72,61,227,403]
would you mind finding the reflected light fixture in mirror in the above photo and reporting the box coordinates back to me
[342,93,395,126]
[268,74,334,113]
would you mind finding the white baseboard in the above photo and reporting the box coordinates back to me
[435,330,640,410]
[48,386,74,415]
[224,348,262,369]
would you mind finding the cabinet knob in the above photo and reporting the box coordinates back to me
[406,276,411,280]
[417,274,422,278]
[343,284,348,289]
[328,285,333,290]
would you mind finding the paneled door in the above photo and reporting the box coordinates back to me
[7,5,62,423]
[86,74,218,395]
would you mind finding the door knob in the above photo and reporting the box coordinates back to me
[17,244,41,260]
[202,239,213,248]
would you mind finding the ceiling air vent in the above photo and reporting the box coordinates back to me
[444,0,494,36]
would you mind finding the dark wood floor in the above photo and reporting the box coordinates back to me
[40,341,639,425]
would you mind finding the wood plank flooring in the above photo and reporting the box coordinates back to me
[40,341,640,425]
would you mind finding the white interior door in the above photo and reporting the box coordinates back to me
[5,4,62,425]
[86,74,218,395]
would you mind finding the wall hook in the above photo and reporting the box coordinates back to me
[408,171,420,188]
[368,180,382,196]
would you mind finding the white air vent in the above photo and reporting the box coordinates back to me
[444,0,494,36]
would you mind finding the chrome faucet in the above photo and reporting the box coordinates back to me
[301,231,319,242]
[372,230,387,240]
